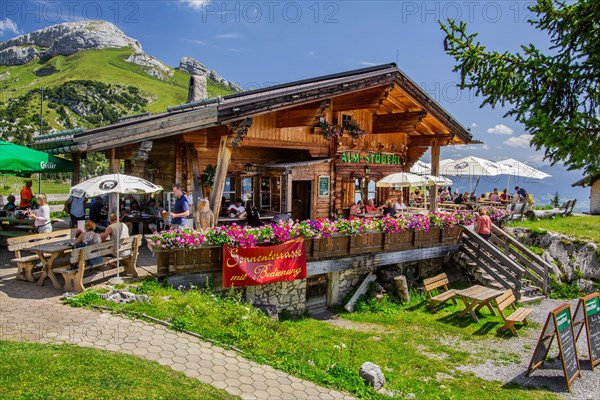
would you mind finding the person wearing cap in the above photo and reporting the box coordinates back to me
[20,179,34,209]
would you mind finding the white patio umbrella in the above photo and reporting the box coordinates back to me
[376,172,428,188]
[410,160,431,175]
[496,158,551,190]
[70,174,163,282]
[439,156,504,192]
[425,175,453,186]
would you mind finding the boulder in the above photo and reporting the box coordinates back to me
[178,56,242,92]
[254,304,278,320]
[126,53,173,80]
[359,362,385,390]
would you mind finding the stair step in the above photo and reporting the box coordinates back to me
[518,294,546,304]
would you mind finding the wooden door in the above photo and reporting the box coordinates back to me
[291,180,312,221]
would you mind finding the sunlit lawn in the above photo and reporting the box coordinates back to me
[0,175,70,195]
[508,215,600,243]
[0,341,237,400]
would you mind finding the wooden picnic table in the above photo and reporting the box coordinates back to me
[217,215,275,225]
[128,214,158,234]
[455,285,504,323]
[31,239,76,289]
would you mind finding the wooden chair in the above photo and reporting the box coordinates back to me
[495,289,532,336]
[7,229,75,281]
[56,235,141,293]
[424,273,457,310]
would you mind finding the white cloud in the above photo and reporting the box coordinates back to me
[180,0,210,10]
[307,51,315,56]
[0,18,19,36]
[470,122,478,128]
[487,124,514,135]
[215,33,242,40]
[186,39,209,46]
[359,61,377,66]
[504,134,533,148]
[481,144,489,150]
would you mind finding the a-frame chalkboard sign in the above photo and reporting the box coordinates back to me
[573,292,600,370]
[527,303,581,392]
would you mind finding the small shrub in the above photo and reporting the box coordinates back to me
[133,279,162,294]
[353,294,402,315]
[64,291,101,307]
[171,315,193,332]
[549,276,581,299]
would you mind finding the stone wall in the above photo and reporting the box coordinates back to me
[245,279,308,316]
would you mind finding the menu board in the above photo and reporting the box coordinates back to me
[573,293,600,370]
[527,303,581,392]
[318,176,329,197]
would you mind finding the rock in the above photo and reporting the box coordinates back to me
[379,269,402,283]
[0,21,142,66]
[178,56,242,92]
[254,304,278,320]
[393,275,410,303]
[135,294,150,303]
[126,53,173,80]
[576,279,595,294]
[359,362,386,390]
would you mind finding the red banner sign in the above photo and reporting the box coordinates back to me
[222,237,307,287]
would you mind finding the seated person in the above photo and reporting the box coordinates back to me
[489,188,500,203]
[479,194,486,202]
[454,193,465,205]
[3,195,16,212]
[470,192,477,202]
[245,202,262,227]
[364,199,378,214]
[74,220,103,266]
[101,213,130,242]
[382,202,397,217]
[227,198,247,218]
[500,189,508,202]
[349,200,364,220]
[410,189,423,204]
[394,196,408,212]
[145,198,159,215]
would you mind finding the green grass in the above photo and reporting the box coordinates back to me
[66,281,557,400]
[0,176,70,195]
[0,341,237,400]
[508,215,600,243]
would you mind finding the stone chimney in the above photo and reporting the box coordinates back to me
[187,75,207,102]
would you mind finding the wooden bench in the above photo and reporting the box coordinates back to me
[424,273,457,310]
[7,229,75,282]
[495,289,532,336]
[57,235,142,293]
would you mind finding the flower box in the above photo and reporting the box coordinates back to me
[311,234,351,259]
[349,231,385,254]
[383,230,414,251]
[441,225,463,244]
[414,227,442,247]
[155,246,221,277]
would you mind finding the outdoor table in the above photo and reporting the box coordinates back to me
[217,215,275,226]
[31,239,76,289]
[0,217,35,229]
[128,214,158,234]
[455,285,503,323]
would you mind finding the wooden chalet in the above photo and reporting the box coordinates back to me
[33,63,474,220]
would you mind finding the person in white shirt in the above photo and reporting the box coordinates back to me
[29,194,52,233]
[394,196,409,213]
[227,198,247,218]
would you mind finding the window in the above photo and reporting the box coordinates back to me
[260,176,281,211]
[241,176,253,205]
[367,179,376,203]
[222,176,235,209]
[354,178,364,203]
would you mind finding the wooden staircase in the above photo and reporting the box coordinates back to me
[458,225,550,303]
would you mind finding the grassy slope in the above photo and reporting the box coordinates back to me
[508,215,600,243]
[0,341,237,400]
[0,47,235,115]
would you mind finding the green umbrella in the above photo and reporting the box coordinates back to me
[0,141,74,175]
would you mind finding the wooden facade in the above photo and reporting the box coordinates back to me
[572,175,600,215]
[32,64,475,221]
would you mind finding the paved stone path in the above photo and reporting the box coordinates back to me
[0,263,354,400]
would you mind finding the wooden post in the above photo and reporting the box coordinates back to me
[210,135,232,220]
[71,153,81,186]
[108,148,120,215]
[187,144,202,204]
[429,140,440,213]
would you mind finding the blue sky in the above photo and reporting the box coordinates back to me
[0,0,591,208]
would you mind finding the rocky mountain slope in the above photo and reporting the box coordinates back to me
[0,21,240,144]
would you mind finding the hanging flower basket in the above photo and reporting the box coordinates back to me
[342,119,367,140]
[316,121,343,141]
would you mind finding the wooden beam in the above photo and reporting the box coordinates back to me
[210,135,232,220]
[372,111,427,134]
[407,134,454,147]
[429,140,440,213]
[187,143,202,214]
[332,86,391,112]
[307,244,460,276]
[275,100,329,128]
[228,117,253,148]
[71,153,80,186]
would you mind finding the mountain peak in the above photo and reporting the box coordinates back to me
[0,20,142,65]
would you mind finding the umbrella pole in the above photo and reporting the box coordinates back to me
[116,191,120,279]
